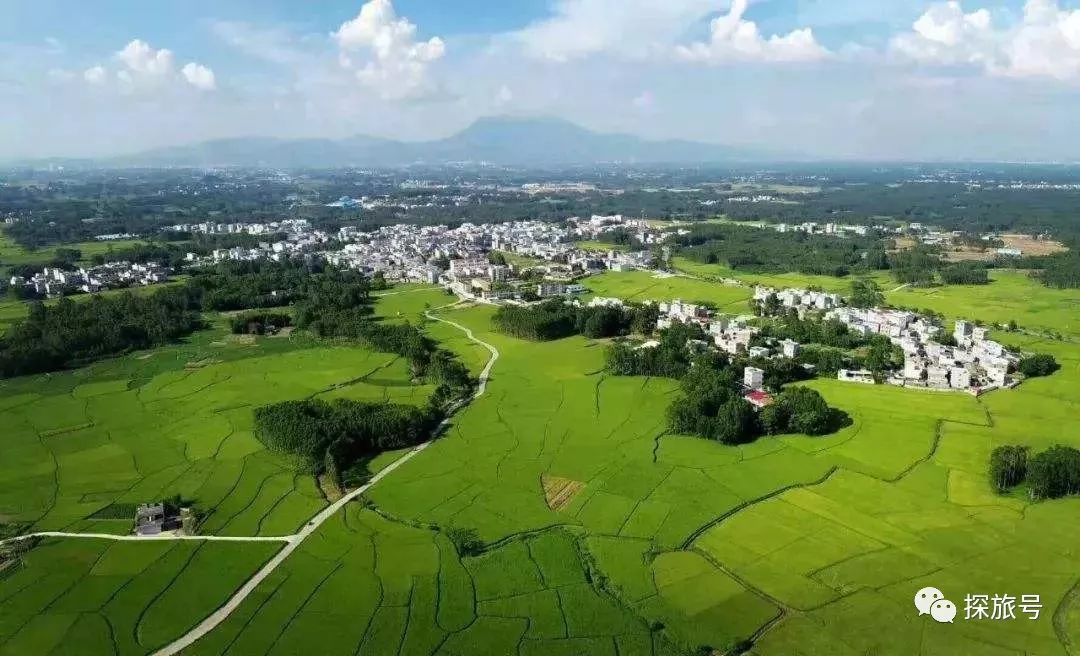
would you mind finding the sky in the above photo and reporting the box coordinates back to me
[3,0,1080,161]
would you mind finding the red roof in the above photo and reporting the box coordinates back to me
[744,390,774,408]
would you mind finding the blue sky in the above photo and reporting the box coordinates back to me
[4,0,1080,161]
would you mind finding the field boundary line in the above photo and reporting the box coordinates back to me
[145,298,498,656]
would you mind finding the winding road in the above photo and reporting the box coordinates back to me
[151,301,497,656]
[1,300,500,656]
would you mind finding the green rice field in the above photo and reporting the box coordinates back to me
[0,232,149,269]
[2,279,1079,655]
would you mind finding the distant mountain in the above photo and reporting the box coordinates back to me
[97,117,772,168]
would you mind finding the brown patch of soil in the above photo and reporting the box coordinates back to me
[542,474,585,511]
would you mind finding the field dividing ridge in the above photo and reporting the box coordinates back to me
[150,298,500,656]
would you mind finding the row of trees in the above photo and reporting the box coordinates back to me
[493,299,659,342]
[0,288,203,378]
[255,398,437,487]
[990,444,1080,499]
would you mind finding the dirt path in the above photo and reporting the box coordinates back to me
[151,300,498,656]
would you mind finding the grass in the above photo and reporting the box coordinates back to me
[583,270,752,311]
[0,538,278,655]
[2,276,1079,654]
[575,241,630,253]
[0,232,148,269]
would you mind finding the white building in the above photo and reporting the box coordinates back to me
[744,366,765,390]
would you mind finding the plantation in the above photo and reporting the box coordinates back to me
[1,277,1079,655]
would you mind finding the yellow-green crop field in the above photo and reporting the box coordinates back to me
[1,280,1079,655]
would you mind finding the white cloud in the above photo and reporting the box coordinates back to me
[182,62,217,90]
[675,0,829,64]
[67,39,218,92]
[510,0,717,62]
[116,39,175,77]
[892,0,1080,81]
[83,65,106,85]
[333,0,445,100]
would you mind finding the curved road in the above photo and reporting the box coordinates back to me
[151,301,497,656]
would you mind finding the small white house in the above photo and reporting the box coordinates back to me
[744,366,765,390]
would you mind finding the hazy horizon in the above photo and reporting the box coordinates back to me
[5,0,1080,161]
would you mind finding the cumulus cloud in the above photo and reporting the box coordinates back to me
[61,39,220,93]
[892,0,1080,81]
[181,62,216,90]
[675,0,829,64]
[116,39,175,77]
[333,0,446,100]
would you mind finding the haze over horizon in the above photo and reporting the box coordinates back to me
[5,0,1080,162]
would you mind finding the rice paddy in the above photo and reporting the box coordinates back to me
[1,277,1079,655]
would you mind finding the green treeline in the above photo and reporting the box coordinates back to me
[187,260,358,312]
[230,312,291,335]
[254,399,437,486]
[1022,251,1080,289]
[0,289,202,378]
[674,224,884,277]
[991,444,1080,499]
[493,299,658,341]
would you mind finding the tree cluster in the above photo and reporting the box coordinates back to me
[254,398,437,486]
[939,262,990,285]
[604,322,705,379]
[992,444,1080,499]
[989,445,1029,493]
[665,353,837,444]
[675,224,886,278]
[230,312,292,335]
[1020,251,1080,289]
[757,311,868,350]
[493,299,657,342]
[0,288,202,378]
[1017,354,1060,378]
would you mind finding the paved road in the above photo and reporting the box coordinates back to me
[0,532,289,547]
[152,301,499,656]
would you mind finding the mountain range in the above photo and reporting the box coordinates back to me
[88,117,773,168]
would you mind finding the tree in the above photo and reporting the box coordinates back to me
[710,398,758,445]
[760,402,792,435]
[1018,354,1059,378]
[487,251,508,266]
[988,445,1029,492]
[1028,445,1080,499]
[446,527,484,556]
[849,279,884,309]
[783,387,832,435]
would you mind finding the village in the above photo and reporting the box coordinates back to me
[7,260,173,297]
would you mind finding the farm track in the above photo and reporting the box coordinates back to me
[0,299,500,656]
